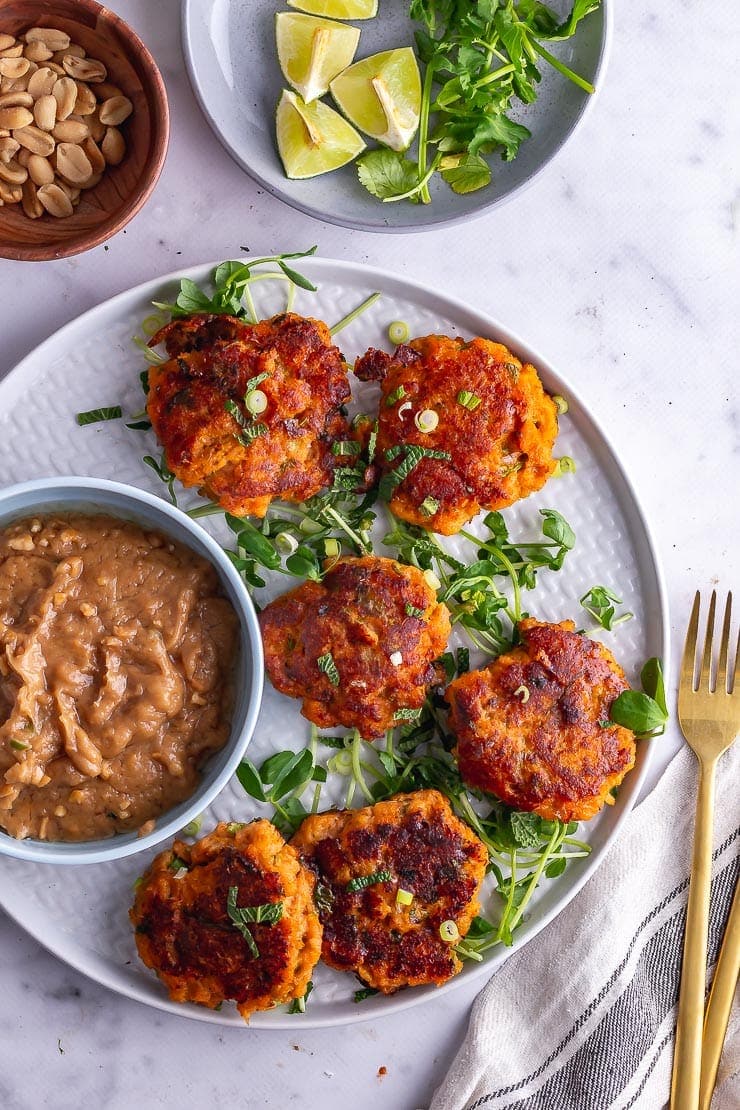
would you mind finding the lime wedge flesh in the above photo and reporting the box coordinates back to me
[276,89,366,179]
[287,0,378,18]
[330,47,421,151]
[276,12,360,103]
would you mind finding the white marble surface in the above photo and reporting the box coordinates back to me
[0,1,738,1107]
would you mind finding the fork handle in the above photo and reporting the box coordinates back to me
[670,756,717,1110]
[699,871,740,1109]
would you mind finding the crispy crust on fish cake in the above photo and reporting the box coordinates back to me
[130,820,322,1021]
[147,312,352,517]
[259,555,451,738]
[291,790,488,993]
[355,335,558,535]
[447,619,637,822]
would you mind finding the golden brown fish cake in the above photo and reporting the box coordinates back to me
[146,312,352,517]
[259,555,452,739]
[130,820,322,1021]
[447,619,637,822]
[355,335,558,535]
[291,790,488,993]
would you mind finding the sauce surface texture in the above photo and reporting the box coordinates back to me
[0,513,238,842]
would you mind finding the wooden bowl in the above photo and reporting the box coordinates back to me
[0,0,169,261]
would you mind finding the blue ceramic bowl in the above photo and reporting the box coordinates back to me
[0,477,263,865]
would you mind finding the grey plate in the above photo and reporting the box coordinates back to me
[182,0,611,233]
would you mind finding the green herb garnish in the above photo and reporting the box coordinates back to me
[346,869,392,893]
[317,652,340,687]
[580,585,633,631]
[226,886,284,959]
[386,385,407,406]
[610,658,668,737]
[76,406,122,426]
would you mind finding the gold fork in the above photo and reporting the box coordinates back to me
[670,590,739,1110]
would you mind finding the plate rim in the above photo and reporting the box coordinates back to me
[180,0,613,234]
[0,253,670,1028]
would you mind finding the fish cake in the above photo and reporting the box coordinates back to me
[130,819,322,1021]
[291,790,488,993]
[259,555,452,738]
[147,312,352,517]
[355,334,558,535]
[447,619,637,823]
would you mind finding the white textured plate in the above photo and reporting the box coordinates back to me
[0,256,667,1027]
[182,0,611,232]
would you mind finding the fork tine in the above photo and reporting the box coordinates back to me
[681,591,701,692]
[699,590,717,690]
[716,592,732,693]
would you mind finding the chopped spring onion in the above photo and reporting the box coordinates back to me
[552,394,569,415]
[227,822,246,834]
[386,385,407,406]
[457,390,482,411]
[389,651,403,666]
[168,856,188,873]
[398,401,412,417]
[396,888,414,907]
[555,456,577,476]
[439,920,460,943]
[245,389,268,415]
[414,408,438,433]
[419,496,439,518]
[324,538,340,558]
[317,652,340,686]
[141,313,165,337]
[423,569,441,591]
[346,869,392,893]
[388,320,409,344]
[9,739,29,750]
[275,531,299,556]
[76,406,122,426]
[513,684,530,704]
[327,750,353,775]
[299,516,324,535]
[182,816,203,837]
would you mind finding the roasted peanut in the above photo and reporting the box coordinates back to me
[14,124,55,156]
[37,180,73,216]
[87,109,105,142]
[0,157,28,185]
[15,146,30,167]
[52,76,76,120]
[0,34,16,52]
[25,28,71,53]
[62,56,106,83]
[101,125,125,166]
[27,152,54,185]
[0,179,22,203]
[73,81,96,116]
[56,44,85,62]
[33,94,56,131]
[99,95,132,127]
[0,105,32,129]
[0,57,30,80]
[21,177,42,218]
[0,43,23,59]
[56,142,92,184]
[82,136,105,174]
[56,178,81,203]
[23,41,53,64]
[96,81,123,101]
[0,91,33,109]
[27,66,55,98]
[53,117,89,143]
[0,135,19,163]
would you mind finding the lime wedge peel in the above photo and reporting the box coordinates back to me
[276,12,361,104]
[286,0,378,18]
[276,89,366,179]
[329,48,421,152]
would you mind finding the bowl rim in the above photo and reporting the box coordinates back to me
[0,475,264,864]
[181,0,612,234]
[0,0,170,262]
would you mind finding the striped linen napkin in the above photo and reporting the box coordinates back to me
[431,743,740,1110]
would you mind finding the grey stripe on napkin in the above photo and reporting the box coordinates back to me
[431,745,740,1110]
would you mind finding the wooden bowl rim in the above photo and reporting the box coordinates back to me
[0,0,170,262]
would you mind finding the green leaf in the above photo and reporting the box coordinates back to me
[640,657,667,716]
[357,150,421,202]
[540,508,576,550]
[270,749,315,800]
[278,260,317,291]
[440,152,491,194]
[510,810,542,848]
[260,751,296,785]
[545,856,567,878]
[236,759,266,801]
[76,406,122,426]
[234,520,281,570]
[610,690,668,735]
[317,652,340,687]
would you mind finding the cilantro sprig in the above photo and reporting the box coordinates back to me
[358,0,601,205]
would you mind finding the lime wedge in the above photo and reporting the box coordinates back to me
[276,12,360,103]
[276,89,366,179]
[330,48,421,151]
[287,0,378,18]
